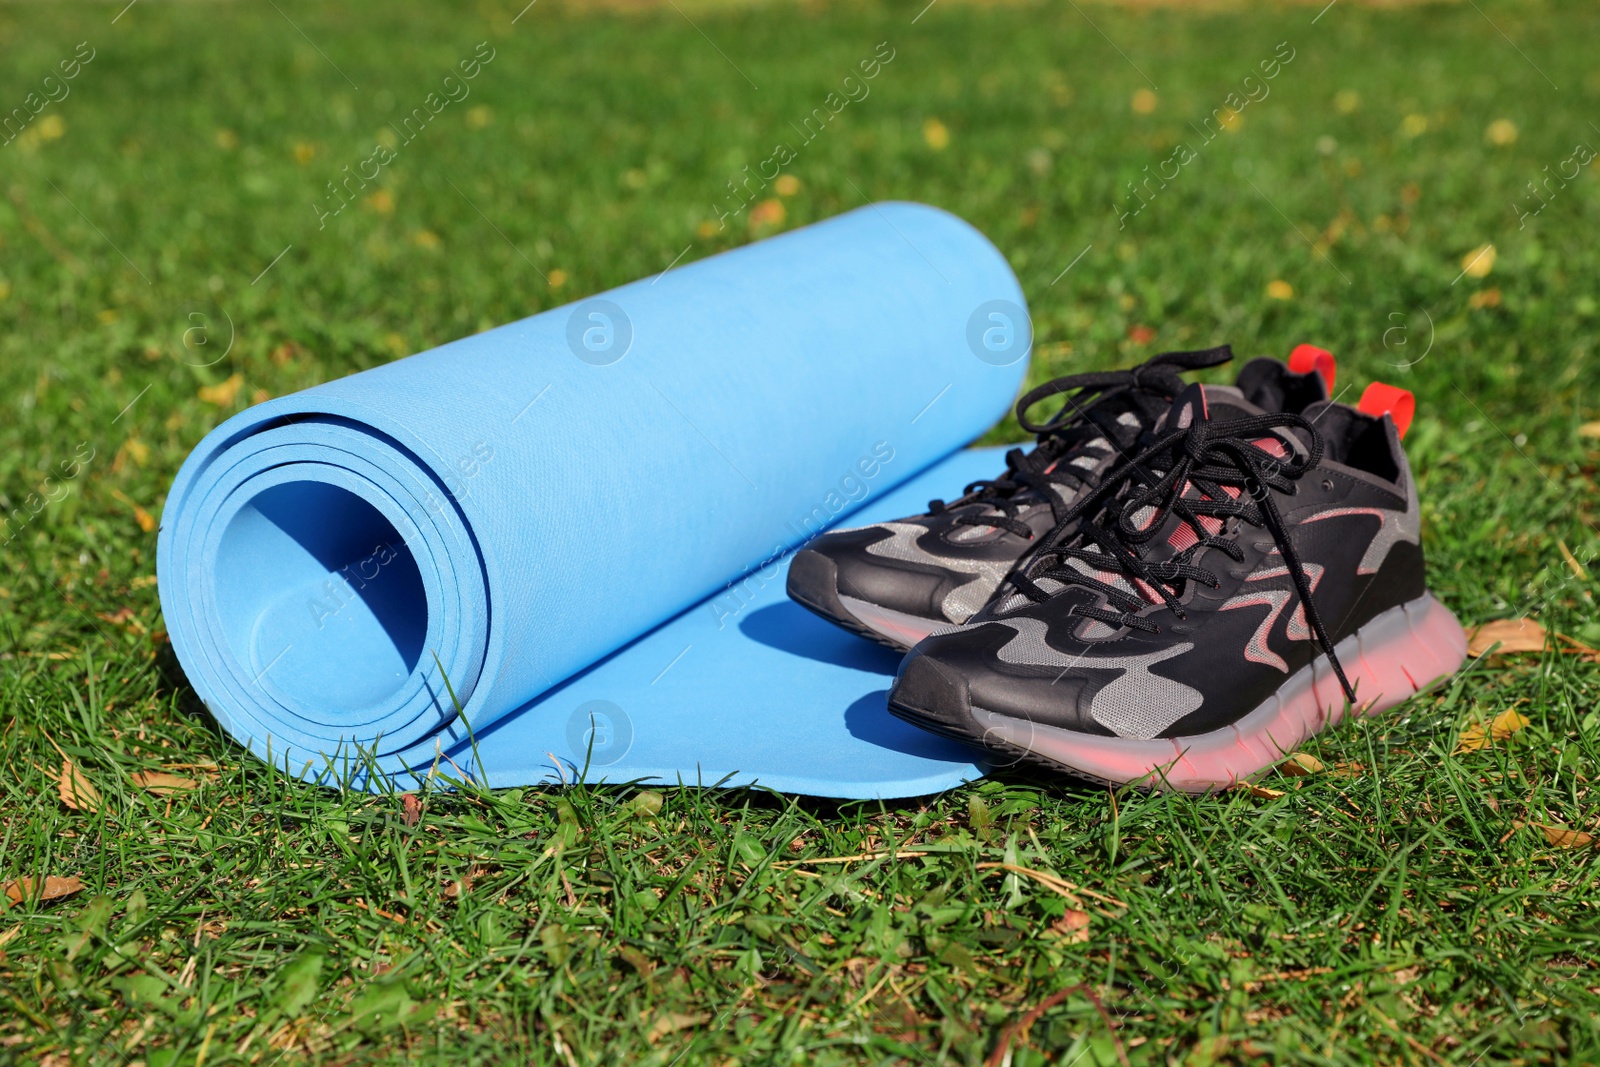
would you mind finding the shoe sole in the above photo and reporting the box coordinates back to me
[892,591,1468,792]
[786,549,943,653]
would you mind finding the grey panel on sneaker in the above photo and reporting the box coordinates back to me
[787,348,1333,651]
[887,379,1466,791]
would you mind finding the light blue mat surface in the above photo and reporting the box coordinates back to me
[445,446,1007,798]
[158,203,1030,797]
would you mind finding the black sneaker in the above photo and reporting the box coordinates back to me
[886,380,1468,791]
[787,344,1337,651]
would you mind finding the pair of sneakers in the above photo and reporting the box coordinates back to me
[787,344,1469,791]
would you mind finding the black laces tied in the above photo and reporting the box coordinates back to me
[1005,409,1359,706]
[926,345,1234,539]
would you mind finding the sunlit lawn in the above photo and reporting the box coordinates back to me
[2,0,1598,1063]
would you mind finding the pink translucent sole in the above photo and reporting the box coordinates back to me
[974,593,1469,792]
[839,594,940,650]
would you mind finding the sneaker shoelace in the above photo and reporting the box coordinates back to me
[1005,410,1358,705]
[926,346,1234,538]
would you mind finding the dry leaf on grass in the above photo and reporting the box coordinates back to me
[1048,909,1092,943]
[58,760,101,813]
[197,373,244,407]
[401,793,422,827]
[1455,709,1531,754]
[1468,618,1547,656]
[1280,752,1325,777]
[1244,783,1285,799]
[131,771,200,795]
[1579,420,1600,439]
[3,875,84,906]
[1515,820,1597,849]
[1556,633,1600,662]
[645,1012,709,1044]
[444,866,490,900]
[1533,822,1596,849]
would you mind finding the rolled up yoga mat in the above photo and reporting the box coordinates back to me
[158,202,1031,798]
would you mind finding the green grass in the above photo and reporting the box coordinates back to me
[3,0,1600,1062]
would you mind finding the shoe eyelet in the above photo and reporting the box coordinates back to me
[1321,478,1335,492]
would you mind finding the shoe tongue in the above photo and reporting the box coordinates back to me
[1156,382,1265,431]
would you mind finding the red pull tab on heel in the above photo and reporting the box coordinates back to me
[1289,344,1337,393]
[1358,382,1415,439]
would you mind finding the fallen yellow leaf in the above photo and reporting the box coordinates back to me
[747,198,785,230]
[1280,752,1325,777]
[197,373,244,407]
[646,1012,709,1044]
[1492,709,1531,738]
[96,607,146,635]
[133,505,156,533]
[3,874,84,906]
[1048,908,1091,943]
[1468,618,1545,656]
[116,437,151,469]
[131,771,200,796]
[923,117,950,151]
[1535,823,1595,849]
[1459,243,1495,279]
[1456,709,1531,753]
[1579,420,1600,439]
[58,760,101,814]
[1485,118,1519,146]
[1244,783,1285,799]
[1131,89,1158,115]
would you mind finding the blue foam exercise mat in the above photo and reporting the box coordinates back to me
[442,446,1008,798]
[157,202,1031,796]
